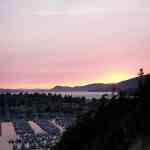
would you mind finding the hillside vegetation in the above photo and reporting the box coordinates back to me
[55,75,150,150]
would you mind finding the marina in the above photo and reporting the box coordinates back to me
[0,118,71,150]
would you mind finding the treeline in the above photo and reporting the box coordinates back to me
[0,92,95,120]
[0,92,86,107]
[54,75,150,150]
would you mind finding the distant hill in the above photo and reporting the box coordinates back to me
[51,75,150,92]
[51,83,114,92]
[0,75,149,93]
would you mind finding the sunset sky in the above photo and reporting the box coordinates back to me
[0,0,150,89]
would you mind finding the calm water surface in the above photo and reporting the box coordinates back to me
[50,91,113,99]
[0,91,113,99]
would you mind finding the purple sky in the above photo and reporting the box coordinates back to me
[0,0,150,88]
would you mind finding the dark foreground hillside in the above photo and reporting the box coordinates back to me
[55,75,150,150]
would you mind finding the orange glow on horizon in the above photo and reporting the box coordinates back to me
[0,83,53,89]
[97,72,134,84]
[0,72,135,89]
